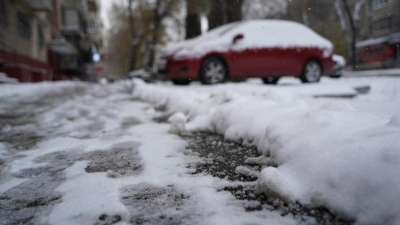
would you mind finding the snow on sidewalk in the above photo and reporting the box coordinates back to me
[0,82,296,225]
[0,81,81,100]
[132,79,400,224]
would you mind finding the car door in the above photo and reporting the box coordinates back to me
[227,34,277,78]
[227,31,292,78]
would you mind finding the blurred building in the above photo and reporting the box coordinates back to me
[356,0,400,69]
[0,0,103,83]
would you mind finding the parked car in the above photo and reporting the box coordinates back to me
[127,69,153,82]
[158,20,334,85]
[329,54,346,78]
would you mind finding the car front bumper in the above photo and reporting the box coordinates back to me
[157,57,201,79]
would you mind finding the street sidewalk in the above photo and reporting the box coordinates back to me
[344,68,400,77]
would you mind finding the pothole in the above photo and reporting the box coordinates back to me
[81,141,142,177]
[121,183,197,225]
[180,131,352,225]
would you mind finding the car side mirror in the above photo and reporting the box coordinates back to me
[233,34,244,44]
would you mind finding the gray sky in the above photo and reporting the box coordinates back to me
[100,0,125,30]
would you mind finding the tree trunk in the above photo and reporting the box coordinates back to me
[342,0,357,70]
[226,0,243,23]
[208,0,226,30]
[146,0,161,70]
[128,0,137,71]
[185,0,201,39]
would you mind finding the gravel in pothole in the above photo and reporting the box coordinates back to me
[181,132,265,182]
[81,141,142,176]
[0,139,143,224]
[180,132,352,225]
[120,183,198,225]
[0,170,64,225]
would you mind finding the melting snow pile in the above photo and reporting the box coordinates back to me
[0,72,19,84]
[132,80,400,224]
[0,81,79,99]
[162,20,333,60]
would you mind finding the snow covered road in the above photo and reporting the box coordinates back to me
[0,76,399,224]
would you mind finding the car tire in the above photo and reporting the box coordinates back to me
[329,75,342,79]
[300,60,322,83]
[171,79,191,85]
[199,57,227,85]
[262,77,280,85]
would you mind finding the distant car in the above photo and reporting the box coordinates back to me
[128,69,153,82]
[158,20,334,85]
[329,54,346,78]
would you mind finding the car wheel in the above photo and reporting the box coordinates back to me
[329,75,342,79]
[171,79,191,85]
[262,77,280,85]
[301,60,322,83]
[200,57,227,85]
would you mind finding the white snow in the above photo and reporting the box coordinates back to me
[0,72,19,84]
[168,112,188,134]
[0,142,8,156]
[333,54,346,67]
[356,36,387,48]
[0,178,28,194]
[162,20,333,60]
[0,81,296,224]
[235,166,259,178]
[0,81,79,99]
[132,77,400,224]
[2,76,400,224]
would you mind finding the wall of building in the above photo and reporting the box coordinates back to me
[85,0,103,49]
[358,0,400,40]
[0,0,104,82]
[0,0,50,63]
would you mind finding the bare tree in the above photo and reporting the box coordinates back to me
[341,0,357,70]
[242,0,287,20]
[146,0,180,70]
[185,0,201,39]
[208,0,226,30]
[226,0,244,23]
[337,0,367,70]
[128,0,138,71]
[208,0,245,30]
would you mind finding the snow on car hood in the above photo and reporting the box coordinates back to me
[333,54,346,67]
[161,20,334,60]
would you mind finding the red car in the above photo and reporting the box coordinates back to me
[158,20,334,85]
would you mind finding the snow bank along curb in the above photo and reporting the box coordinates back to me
[132,79,400,224]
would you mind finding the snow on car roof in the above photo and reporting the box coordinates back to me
[163,20,333,60]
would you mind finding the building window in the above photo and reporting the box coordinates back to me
[63,8,80,27]
[38,24,45,48]
[17,10,31,39]
[87,20,96,33]
[0,1,8,28]
[372,17,391,32]
[371,0,388,10]
[393,17,400,29]
[87,1,97,12]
